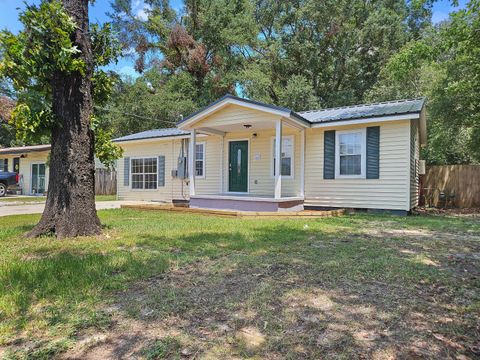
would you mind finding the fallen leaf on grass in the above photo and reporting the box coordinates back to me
[432,333,464,350]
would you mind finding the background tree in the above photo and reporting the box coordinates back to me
[0,0,121,237]
[0,95,16,147]
[366,0,480,164]
[107,0,257,115]
[241,0,432,109]
[98,69,198,137]
[106,0,477,165]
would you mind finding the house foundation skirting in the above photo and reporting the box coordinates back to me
[189,196,304,212]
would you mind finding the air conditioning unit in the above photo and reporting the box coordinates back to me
[418,160,426,175]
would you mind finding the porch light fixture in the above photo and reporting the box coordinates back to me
[243,124,252,129]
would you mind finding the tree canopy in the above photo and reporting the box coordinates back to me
[1,0,478,165]
[0,1,122,167]
[367,0,480,164]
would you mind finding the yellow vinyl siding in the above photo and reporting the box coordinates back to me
[304,120,411,211]
[219,128,301,196]
[194,136,222,195]
[118,109,414,210]
[117,139,188,201]
[195,104,280,129]
[117,130,303,200]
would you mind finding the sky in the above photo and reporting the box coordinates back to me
[0,0,469,79]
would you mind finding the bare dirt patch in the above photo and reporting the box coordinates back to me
[62,222,480,360]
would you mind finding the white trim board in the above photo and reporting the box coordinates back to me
[311,113,420,128]
[190,194,304,202]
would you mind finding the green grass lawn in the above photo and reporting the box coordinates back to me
[0,210,478,359]
[0,196,47,203]
[0,194,116,203]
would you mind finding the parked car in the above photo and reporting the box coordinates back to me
[0,171,18,197]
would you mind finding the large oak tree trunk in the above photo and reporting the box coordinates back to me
[27,0,101,238]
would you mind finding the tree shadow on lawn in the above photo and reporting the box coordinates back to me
[0,248,169,344]
[68,222,479,359]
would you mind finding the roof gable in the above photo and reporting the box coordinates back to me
[177,94,309,129]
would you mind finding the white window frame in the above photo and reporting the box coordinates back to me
[30,162,47,195]
[195,142,206,179]
[130,157,158,191]
[271,135,294,180]
[335,129,366,179]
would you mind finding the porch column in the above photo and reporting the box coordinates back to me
[220,135,225,193]
[274,119,282,199]
[188,129,196,196]
[300,129,305,197]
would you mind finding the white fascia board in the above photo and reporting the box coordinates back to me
[178,98,291,130]
[282,116,310,129]
[114,134,207,145]
[310,113,420,128]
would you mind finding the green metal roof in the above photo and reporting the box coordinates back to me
[299,98,426,123]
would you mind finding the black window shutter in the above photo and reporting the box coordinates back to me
[366,126,380,179]
[158,156,165,187]
[123,157,130,186]
[323,130,335,179]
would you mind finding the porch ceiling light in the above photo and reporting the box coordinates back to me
[243,124,252,129]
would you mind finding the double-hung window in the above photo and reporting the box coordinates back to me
[131,157,158,189]
[195,143,205,177]
[335,129,366,178]
[272,135,294,178]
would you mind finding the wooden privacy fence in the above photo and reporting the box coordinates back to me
[95,168,117,195]
[423,165,480,208]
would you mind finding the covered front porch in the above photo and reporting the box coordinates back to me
[177,95,309,212]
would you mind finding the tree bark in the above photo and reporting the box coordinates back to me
[27,0,101,238]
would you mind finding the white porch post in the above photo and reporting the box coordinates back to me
[300,128,305,197]
[274,119,282,199]
[188,129,196,196]
[220,135,225,193]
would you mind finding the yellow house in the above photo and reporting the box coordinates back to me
[114,95,426,214]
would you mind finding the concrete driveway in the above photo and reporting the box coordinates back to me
[0,200,144,217]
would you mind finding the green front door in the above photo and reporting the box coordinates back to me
[229,141,248,192]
